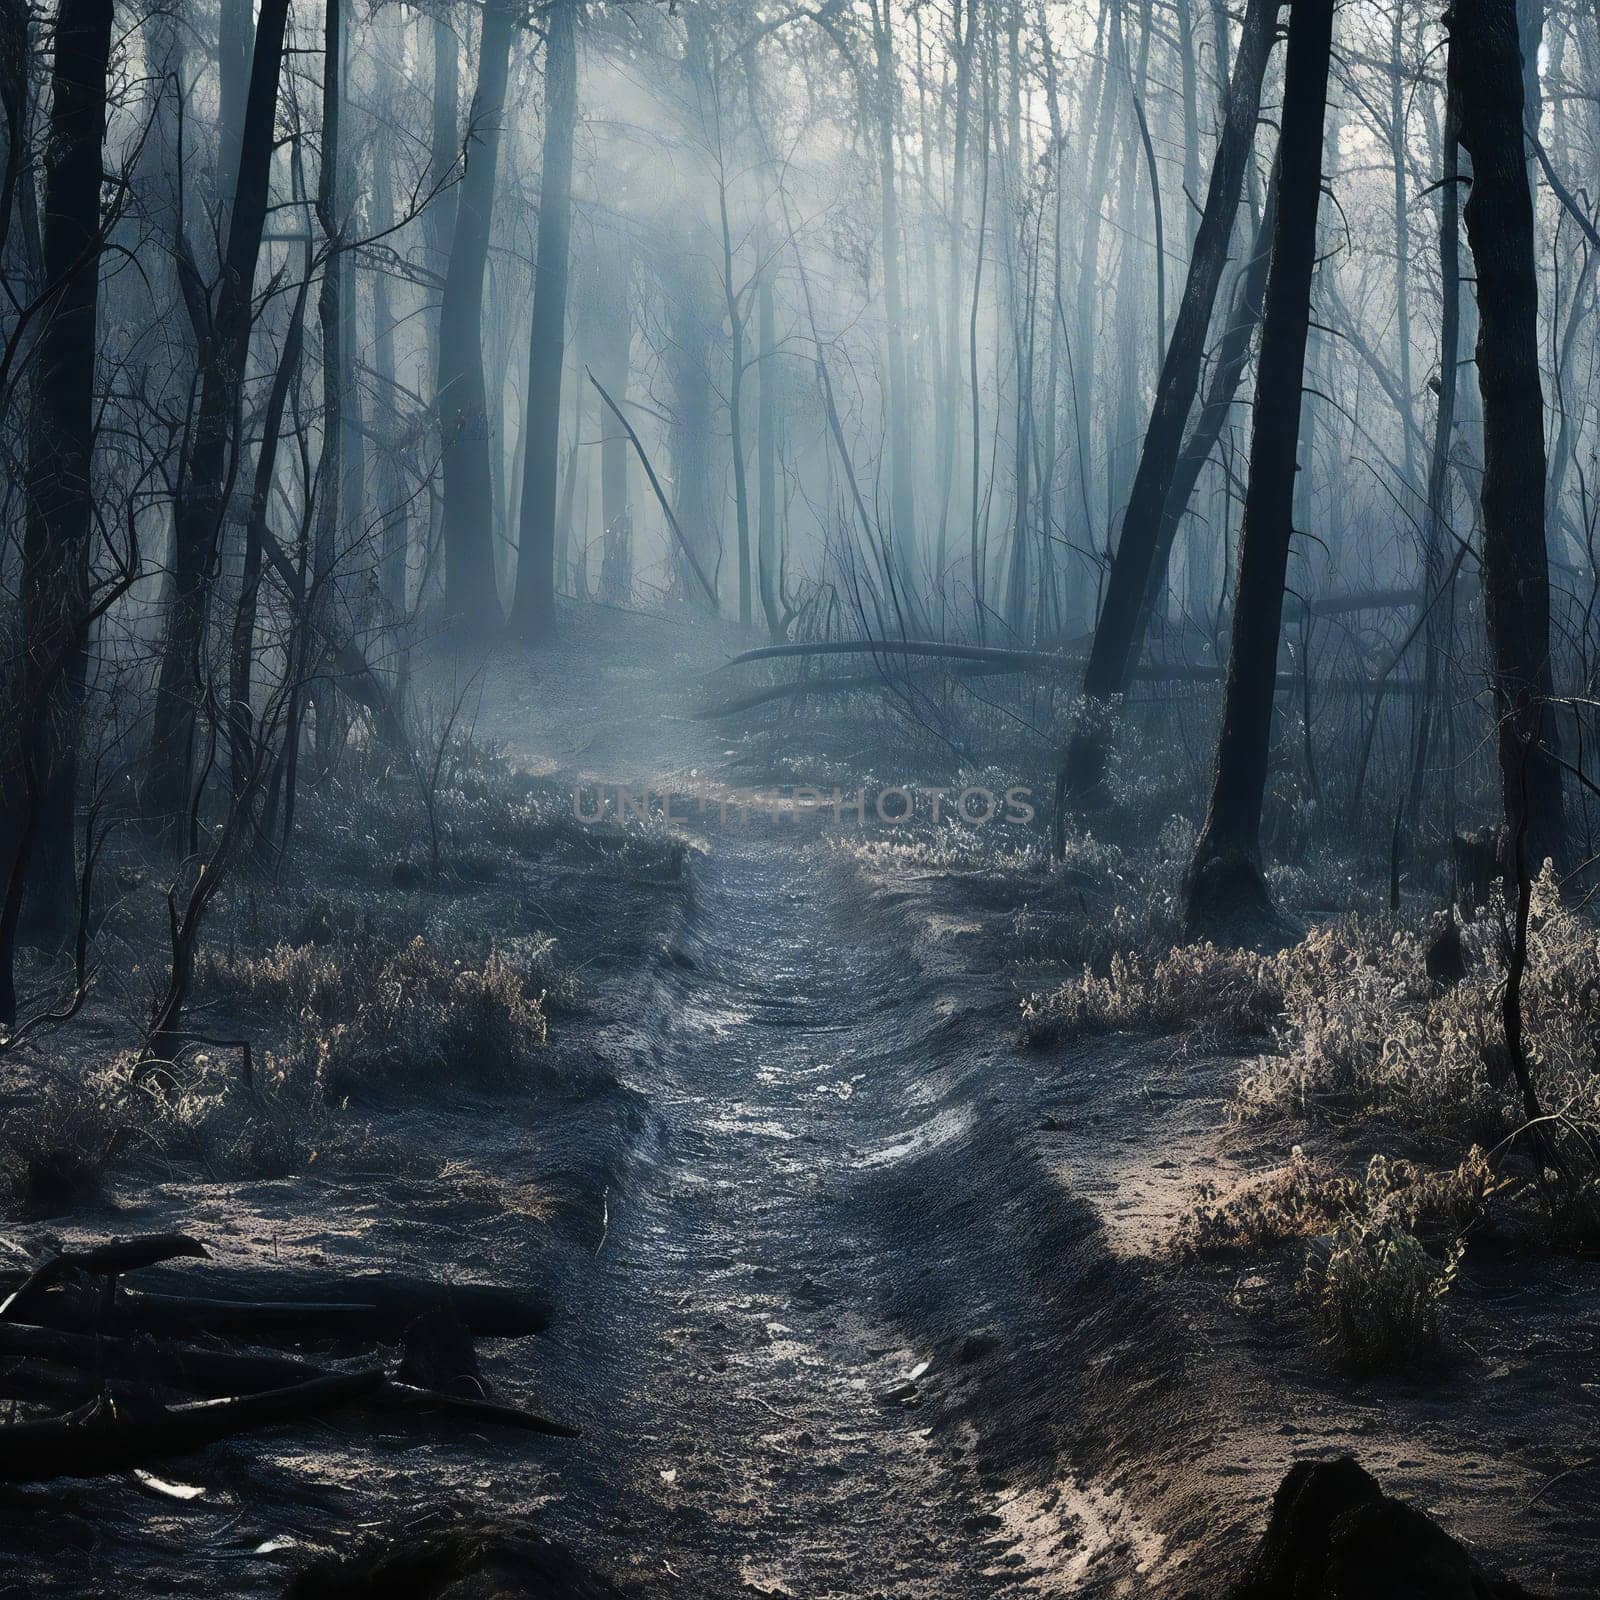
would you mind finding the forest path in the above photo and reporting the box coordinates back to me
[466,613,1114,1596]
[545,834,1074,1597]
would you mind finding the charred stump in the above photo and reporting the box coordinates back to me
[1229,1457,1541,1600]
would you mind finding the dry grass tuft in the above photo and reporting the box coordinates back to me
[1023,941,1283,1047]
[1177,1146,1496,1261]
[1178,1147,1487,1371]
[1029,868,1600,1199]
[0,1047,422,1216]
[0,1062,144,1215]
[1312,1216,1463,1374]
[1239,868,1600,1156]
[305,730,685,886]
[200,934,550,1095]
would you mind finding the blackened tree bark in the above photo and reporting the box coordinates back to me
[5,0,113,971]
[438,0,514,630]
[869,0,916,588]
[756,273,783,640]
[1058,0,1281,812]
[665,264,719,608]
[428,16,461,276]
[369,6,409,622]
[312,0,346,634]
[145,0,292,832]
[1183,0,1335,935]
[0,0,37,279]
[424,13,459,598]
[511,0,577,636]
[1387,4,1418,498]
[1065,0,1118,627]
[719,147,754,629]
[228,271,309,808]
[1139,159,1280,642]
[1402,125,1462,840]
[1448,0,1566,874]
[594,230,633,606]
[216,0,253,212]
[932,0,972,584]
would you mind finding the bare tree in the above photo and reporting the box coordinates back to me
[1184,0,1335,934]
[1058,0,1282,816]
[438,0,515,629]
[1448,0,1567,875]
[145,0,293,832]
[512,0,579,636]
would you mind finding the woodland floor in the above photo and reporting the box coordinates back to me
[0,603,1596,1597]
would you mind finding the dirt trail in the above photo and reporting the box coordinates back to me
[540,839,1072,1596]
[468,614,1174,1597]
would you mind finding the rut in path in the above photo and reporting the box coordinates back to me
[533,828,1104,1599]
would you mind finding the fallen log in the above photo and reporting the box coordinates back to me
[3,1286,379,1340]
[0,1264,556,1342]
[697,663,1024,718]
[128,1264,557,1339]
[376,1383,580,1438]
[697,659,1432,718]
[721,595,1426,674]
[0,1369,384,1482]
[0,1233,208,1325]
[0,1356,185,1411]
[254,525,409,752]
[0,1319,322,1391]
[722,638,1071,672]
[0,1323,579,1437]
[587,367,720,611]
[48,1234,209,1277]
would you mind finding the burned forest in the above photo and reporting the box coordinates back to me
[2,0,1599,1593]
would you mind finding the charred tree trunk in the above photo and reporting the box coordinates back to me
[438,0,514,630]
[1066,0,1117,629]
[228,274,310,809]
[1448,0,1566,875]
[511,0,576,636]
[422,14,460,610]
[933,0,972,588]
[707,61,754,631]
[595,234,633,606]
[1035,17,1068,643]
[215,0,253,216]
[1403,126,1462,842]
[1140,160,1279,643]
[665,261,720,611]
[428,16,460,284]
[1058,0,1281,814]
[0,0,34,278]
[871,1,917,596]
[1176,0,1201,252]
[310,0,347,706]
[144,0,291,835]
[1183,0,1334,935]
[0,0,113,1015]
[1388,4,1418,498]
[369,10,409,623]
[756,274,783,640]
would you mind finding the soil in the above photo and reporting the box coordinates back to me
[0,605,1592,1598]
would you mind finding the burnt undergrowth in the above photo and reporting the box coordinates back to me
[0,726,688,1216]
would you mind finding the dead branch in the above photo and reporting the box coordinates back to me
[0,1369,384,1482]
[0,1322,580,1437]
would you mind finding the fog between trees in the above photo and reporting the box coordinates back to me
[5,0,1595,957]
